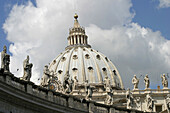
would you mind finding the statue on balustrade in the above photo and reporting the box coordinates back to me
[126,88,134,109]
[58,80,64,92]
[104,76,113,105]
[85,80,93,100]
[22,55,33,81]
[40,65,50,87]
[146,94,154,112]
[144,74,150,89]
[161,74,168,88]
[132,75,139,90]
[63,71,71,93]
[105,91,113,105]
[1,45,10,72]
[166,94,170,110]
[73,76,78,91]
[104,76,111,92]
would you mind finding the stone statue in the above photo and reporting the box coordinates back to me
[58,80,64,92]
[126,88,134,109]
[1,45,10,72]
[104,76,111,93]
[73,76,78,91]
[40,65,51,87]
[161,74,168,88]
[85,80,93,100]
[22,55,33,81]
[144,74,150,89]
[132,75,139,90]
[105,91,113,105]
[166,94,170,110]
[63,71,71,93]
[146,94,154,112]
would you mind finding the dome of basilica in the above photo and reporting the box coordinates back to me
[48,14,124,91]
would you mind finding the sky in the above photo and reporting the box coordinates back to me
[0,0,170,90]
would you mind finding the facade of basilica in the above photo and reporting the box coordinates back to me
[0,14,170,113]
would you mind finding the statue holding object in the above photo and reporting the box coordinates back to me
[1,45,10,72]
[144,74,150,89]
[161,74,168,88]
[22,55,33,81]
[132,75,139,90]
[146,94,154,112]
[40,65,51,87]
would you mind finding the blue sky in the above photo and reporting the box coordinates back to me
[132,0,170,40]
[0,0,36,53]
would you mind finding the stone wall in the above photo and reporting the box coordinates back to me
[0,71,148,113]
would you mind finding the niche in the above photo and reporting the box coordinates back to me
[96,55,101,60]
[73,55,78,60]
[61,57,66,62]
[52,60,56,65]
[85,54,90,59]
[102,67,107,76]
[58,70,63,74]
[72,68,78,77]
[113,70,117,76]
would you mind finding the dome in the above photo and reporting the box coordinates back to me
[48,14,124,90]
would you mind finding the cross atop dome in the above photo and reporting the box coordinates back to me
[66,14,91,50]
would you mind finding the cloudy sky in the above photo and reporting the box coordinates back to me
[0,0,170,90]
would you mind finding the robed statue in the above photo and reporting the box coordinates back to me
[132,75,139,90]
[1,45,10,72]
[85,80,93,100]
[22,55,33,81]
[40,65,51,87]
[63,71,71,93]
[161,74,168,88]
[126,88,134,109]
[146,94,154,112]
[144,74,150,89]
[166,94,170,110]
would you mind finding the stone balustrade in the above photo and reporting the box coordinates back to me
[0,71,151,113]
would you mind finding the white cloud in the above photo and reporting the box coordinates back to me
[87,23,170,89]
[159,0,170,8]
[2,0,170,89]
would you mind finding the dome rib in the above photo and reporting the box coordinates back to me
[65,48,76,75]
[99,52,124,89]
[53,51,67,72]
[92,49,116,87]
[85,48,102,83]
[80,47,86,82]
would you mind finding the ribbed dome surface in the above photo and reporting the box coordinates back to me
[49,46,124,89]
[48,14,124,90]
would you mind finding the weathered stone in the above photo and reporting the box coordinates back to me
[68,97,74,108]
[39,91,47,99]
[27,84,33,94]
[48,91,53,102]
[6,75,11,85]
[89,103,95,113]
